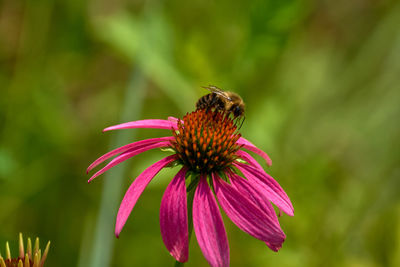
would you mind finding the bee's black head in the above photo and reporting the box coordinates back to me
[232,105,244,117]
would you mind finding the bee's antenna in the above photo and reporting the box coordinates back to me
[237,116,245,130]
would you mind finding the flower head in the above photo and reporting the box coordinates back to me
[171,110,241,173]
[0,233,50,267]
[88,108,293,267]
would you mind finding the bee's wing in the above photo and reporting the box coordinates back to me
[202,85,232,100]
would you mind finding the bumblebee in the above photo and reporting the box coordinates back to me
[196,85,245,118]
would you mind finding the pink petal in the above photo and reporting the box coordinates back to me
[228,172,285,251]
[235,163,294,216]
[236,150,264,172]
[103,119,178,132]
[265,241,283,252]
[115,155,177,237]
[193,176,229,267]
[213,173,285,244]
[228,172,280,228]
[167,116,180,123]
[87,137,174,173]
[160,167,189,262]
[237,137,272,166]
[88,141,172,183]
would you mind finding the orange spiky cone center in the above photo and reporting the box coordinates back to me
[171,109,242,173]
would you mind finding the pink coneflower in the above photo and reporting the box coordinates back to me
[87,109,293,267]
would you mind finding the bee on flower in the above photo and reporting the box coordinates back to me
[87,87,293,267]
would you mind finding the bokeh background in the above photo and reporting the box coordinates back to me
[1,0,399,266]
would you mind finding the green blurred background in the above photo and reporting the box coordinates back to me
[1,0,399,266]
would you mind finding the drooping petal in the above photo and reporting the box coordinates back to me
[115,155,177,237]
[193,176,229,267]
[160,167,189,263]
[228,172,285,251]
[236,137,272,166]
[88,141,172,183]
[265,241,283,252]
[213,173,285,245]
[228,172,280,228]
[87,137,174,173]
[235,163,294,216]
[103,119,177,132]
[236,150,264,172]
